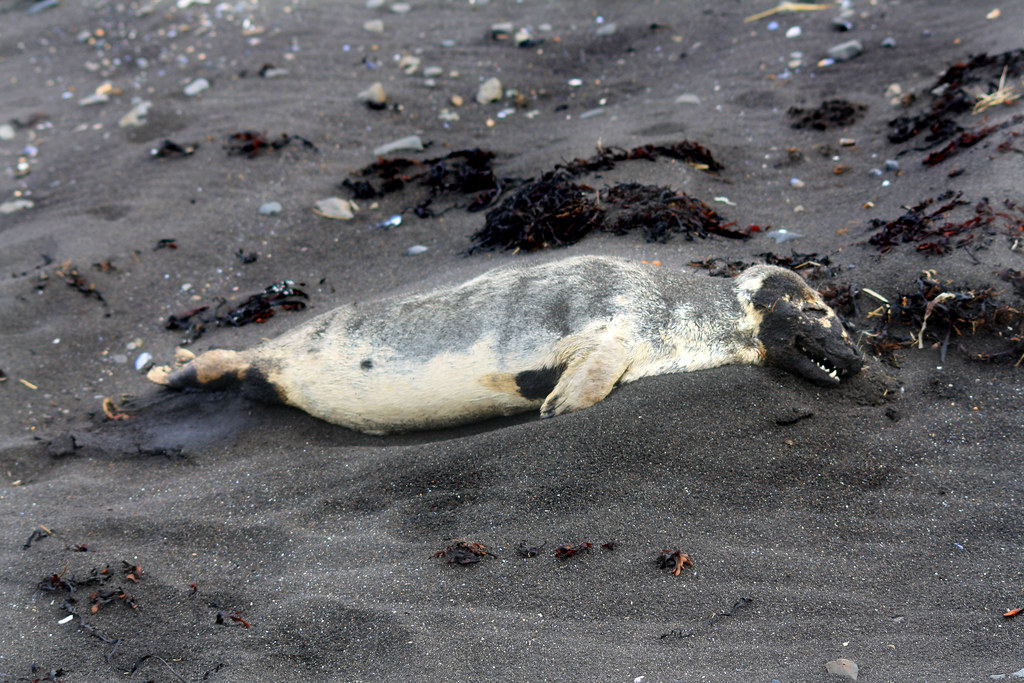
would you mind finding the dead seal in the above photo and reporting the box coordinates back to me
[148,256,863,434]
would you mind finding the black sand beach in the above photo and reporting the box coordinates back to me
[2,1,1024,680]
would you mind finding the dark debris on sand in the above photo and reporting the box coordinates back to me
[165,281,308,343]
[888,48,1024,163]
[433,540,493,564]
[861,275,1024,364]
[788,99,866,130]
[469,177,745,253]
[868,192,1024,255]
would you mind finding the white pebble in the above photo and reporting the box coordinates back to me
[785,26,801,38]
[259,201,282,215]
[183,77,210,96]
[134,352,153,371]
[406,245,428,255]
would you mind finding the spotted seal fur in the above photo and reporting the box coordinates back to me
[148,256,863,434]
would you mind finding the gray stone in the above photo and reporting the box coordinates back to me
[475,77,502,104]
[183,77,210,96]
[373,135,424,155]
[259,201,283,215]
[357,81,387,109]
[825,658,858,681]
[828,39,863,62]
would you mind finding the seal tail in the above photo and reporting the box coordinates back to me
[147,349,251,392]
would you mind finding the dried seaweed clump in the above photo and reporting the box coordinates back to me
[166,281,308,343]
[862,274,1024,363]
[788,99,866,130]
[603,183,749,241]
[469,175,605,252]
[469,178,745,252]
[867,192,1024,255]
[888,49,1024,145]
[344,148,504,217]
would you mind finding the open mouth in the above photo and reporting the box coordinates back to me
[798,343,844,382]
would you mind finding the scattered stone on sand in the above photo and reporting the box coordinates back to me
[595,22,617,37]
[134,352,153,372]
[0,199,34,214]
[825,658,859,681]
[313,197,357,220]
[398,54,421,75]
[259,201,282,215]
[118,99,152,128]
[390,2,411,13]
[184,77,210,96]
[0,123,16,140]
[78,86,111,106]
[438,109,460,122]
[881,36,896,48]
[990,666,1024,679]
[768,228,803,243]
[406,245,428,255]
[675,93,701,105]
[785,26,802,38]
[357,81,387,109]
[476,77,502,104]
[363,18,384,33]
[514,27,534,46]
[423,66,444,78]
[790,177,805,188]
[365,0,384,7]
[373,134,423,155]
[828,39,864,62]
[450,94,464,107]
[490,22,513,40]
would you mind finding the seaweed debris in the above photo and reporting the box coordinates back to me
[165,281,308,343]
[344,139,724,221]
[888,49,1024,162]
[469,177,743,252]
[468,175,604,252]
[861,274,1024,363]
[346,148,505,216]
[433,541,493,564]
[555,140,723,175]
[868,192,1024,255]
[226,131,316,157]
[788,99,866,130]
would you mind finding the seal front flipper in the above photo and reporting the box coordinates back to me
[540,331,631,418]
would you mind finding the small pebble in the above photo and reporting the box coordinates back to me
[831,18,854,31]
[785,26,801,38]
[828,39,863,62]
[259,201,282,215]
[595,22,617,37]
[374,134,423,155]
[363,19,384,33]
[881,36,896,48]
[884,159,900,171]
[767,21,779,30]
[313,197,357,220]
[398,54,420,74]
[825,658,858,681]
[490,22,513,39]
[423,66,444,78]
[78,92,109,106]
[406,245,428,256]
[476,77,502,104]
[365,0,385,7]
[390,2,411,13]
[790,177,805,188]
[567,78,583,87]
[357,81,387,109]
[450,94,464,107]
[375,214,402,228]
[438,109,460,122]
[118,99,152,128]
[675,93,701,104]
[0,123,15,140]
[134,352,153,372]
[514,28,534,46]
[0,199,34,214]
[183,77,210,96]
[769,229,803,243]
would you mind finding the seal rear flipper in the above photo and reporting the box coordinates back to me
[148,349,251,392]
[540,334,631,418]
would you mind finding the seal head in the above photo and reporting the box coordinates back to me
[743,267,863,385]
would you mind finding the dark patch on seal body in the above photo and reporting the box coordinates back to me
[514,365,565,400]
